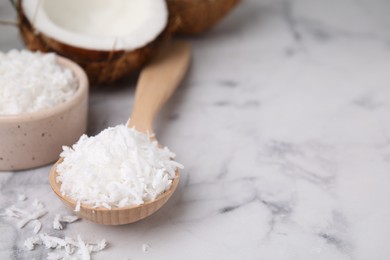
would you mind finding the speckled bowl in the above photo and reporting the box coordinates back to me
[0,57,89,171]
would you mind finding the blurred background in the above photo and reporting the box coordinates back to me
[1,0,390,259]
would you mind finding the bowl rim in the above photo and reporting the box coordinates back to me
[0,56,89,123]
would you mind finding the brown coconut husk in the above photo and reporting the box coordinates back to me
[167,0,241,35]
[17,1,178,85]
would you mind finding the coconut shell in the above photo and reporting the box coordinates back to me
[167,0,241,35]
[17,1,177,85]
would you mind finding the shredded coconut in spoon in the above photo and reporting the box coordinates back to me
[56,124,183,209]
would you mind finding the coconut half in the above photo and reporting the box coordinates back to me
[18,0,171,84]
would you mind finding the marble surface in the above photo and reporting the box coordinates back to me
[1,0,390,259]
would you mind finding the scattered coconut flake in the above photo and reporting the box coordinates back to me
[3,196,107,258]
[18,194,27,201]
[17,208,47,229]
[61,215,79,223]
[53,214,63,230]
[8,205,30,217]
[32,199,45,210]
[77,235,91,260]
[29,232,107,259]
[0,49,78,115]
[0,206,24,218]
[56,125,183,209]
[0,204,47,229]
[142,243,151,253]
[53,214,79,230]
[64,236,79,248]
[87,239,107,253]
[24,235,42,251]
[64,243,76,255]
[32,220,42,234]
[40,233,67,249]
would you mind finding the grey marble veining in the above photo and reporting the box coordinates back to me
[1,0,390,259]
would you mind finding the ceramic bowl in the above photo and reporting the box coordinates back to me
[0,57,89,171]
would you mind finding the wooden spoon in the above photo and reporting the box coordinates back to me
[49,41,191,225]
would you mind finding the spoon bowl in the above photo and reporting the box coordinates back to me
[49,159,180,225]
[49,41,191,225]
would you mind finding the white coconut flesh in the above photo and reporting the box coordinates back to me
[22,0,168,51]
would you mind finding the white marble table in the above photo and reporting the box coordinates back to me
[1,0,390,259]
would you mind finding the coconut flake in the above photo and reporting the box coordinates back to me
[101,202,112,210]
[74,200,81,212]
[10,206,30,217]
[32,220,42,234]
[53,214,79,230]
[32,199,45,210]
[61,215,79,223]
[56,125,183,209]
[17,209,47,229]
[64,243,76,255]
[24,235,42,251]
[0,206,26,218]
[40,233,67,249]
[87,239,107,253]
[77,235,91,260]
[53,214,63,230]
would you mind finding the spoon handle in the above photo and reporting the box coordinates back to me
[128,41,191,133]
